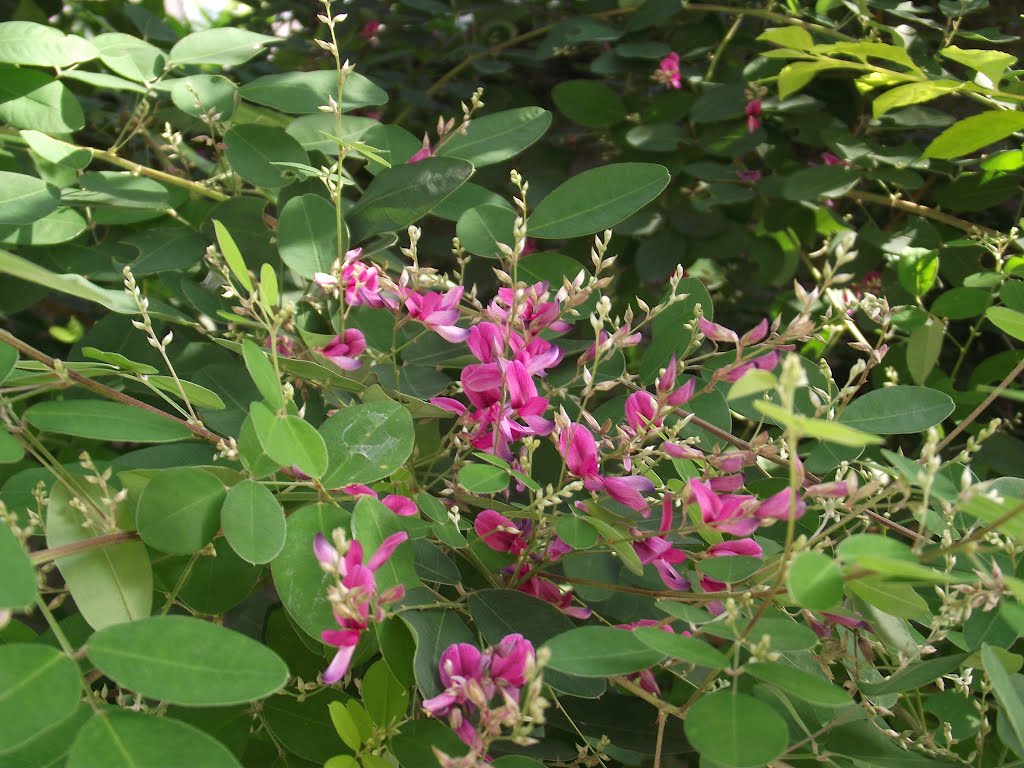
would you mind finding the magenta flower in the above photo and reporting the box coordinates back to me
[745,99,762,133]
[656,356,697,407]
[315,249,386,308]
[632,497,688,590]
[580,327,643,364]
[475,509,528,554]
[737,169,762,183]
[721,349,781,383]
[341,484,418,517]
[820,151,847,166]
[515,567,591,619]
[559,423,654,514]
[314,530,409,683]
[699,318,739,345]
[804,480,850,498]
[409,133,434,164]
[625,391,660,434]
[700,537,763,594]
[688,478,758,537]
[486,282,571,336]
[652,51,682,89]
[320,328,367,371]
[754,487,807,521]
[406,287,469,342]
[360,19,383,44]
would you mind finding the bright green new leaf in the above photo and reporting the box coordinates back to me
[0,68,85,133]
[362,660,409,727]
[328,701,361,751]
[92,32,166,82]
[924,111,1024,160]
[213,219,252,292]
[19,130,91,169]
[251,402,329,478]
[0,22,97,67]
[757,26,814,50]
[987,306,1024,342]
[872,80,963,118]
[87,615,288,706]
[940,45,1017,83]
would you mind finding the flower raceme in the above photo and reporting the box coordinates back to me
[559,422,655,514]
[320,328,367,371]
[314,528,408,684]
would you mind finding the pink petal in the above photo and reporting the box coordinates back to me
[366,531,409,572]
[382,495,417,517]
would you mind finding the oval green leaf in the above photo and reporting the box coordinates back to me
[0,644,81,755]
[137,467,225,554]
[169,28,277,67]
[319,400,415,488]
[544,626,664,677]
[746,661,852,707]
[436,107,551,167]
[223,125,308,189]
[787,550,844,610]
[528,163,670,240]
[0,525,35,611]
[683,691,788,768]
[0,172,59,226]
[552,80,626,128]
[86,615,288,706]
[632,626,729,668]
[67,711,242,768]
[839,385,954,434]
[220,479,287,565]
[24,400,192,443]
[277,194,337,279]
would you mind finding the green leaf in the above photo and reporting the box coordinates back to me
[987,306,1024,341]
[702,616,819,650]
[348,157,474,242]
[0,432,24,464]
[983,644,1024,752]
[328,701,361,751]
[92,32,166,82]
[684,691,788,768]
[223,125,308,189]
[401,605,476,698]
[755,400,883,447]
[897,249,939,297]
[468,589,605,698]
[551,80,626,128]
[0,22,97,67]
[758,26,814,50]
[220,479,286,565]
[872,80,963,118]
[555,517,599,550]
[239,70,387,114]
[696,555,762,583]
[906,319,944,384]
[840,385,954,434]
[242,339,283,409]
[351,496,419,592]
[277,194,338,279]
[362,660,409,727]
[458,463,509,494]
[251,403,329,478]
[859,653,968,695]
[0,526,35,611]
[932,287,992,318]
[782,166,859,201]
[0,67,84,133]
[263,690,350,763]
[147,376,226,410]
[528,163,670,240]
[46,483,152,630]
[137,467,226,554]
[19,130,91,169]
[0,172,59,227]
[816,41,920,71]
[544,627,664,677]
[169,74,237,120]
[3,701,92,768]
[584,515,645,577]
[924,111,1024,160]
[746,662,852,707]
[66,711,242,768]
[87,615,287,706]
[455,204,516,259]
[436,107,552,167]
[169,28,277,67]
[24,399,192,443]
[0,644,81,756]
[848,577,929,620]
[640,277,713,382]
[0,341,16,384]
[788,551,843,610]
[212,220,252,293]
[940,45,1017,83]
[778,61,846,99]
[632,626,729,668]
[319,400,415,488]
[272,503,351,642]
[0,208,87,246]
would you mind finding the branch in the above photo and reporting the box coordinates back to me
[0,330,224,446]
[31,531,140,565]
[90,148,229,202]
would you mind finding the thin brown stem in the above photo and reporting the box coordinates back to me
[937,358,1024,453]
[31,531,140,565]
[0,330,224,445]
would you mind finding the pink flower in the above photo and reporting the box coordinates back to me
[700,537,763,594]
[721,350,781,383]
[699,318,739,345]
[804,480,849,498]
[559,423,654,514]
[360,20,383,44]
[342,484,418,517]
[516,569,591,619]
[745,100,762,133]
[652,51,682,89]
[486,282,571,336]
[475,510,528,554]
[315,248,386,308]
[632,497,688,590]
[409,134,434,164]
[688,478,757,537]
[820,151,847,166]
[754,487,807,521]
[656,356,696,407]
[490,633,533,687]
[625,391,660,434]
[406,287,469,342]
[314,530,409,683]
[737,169,762,183]
[320,328,367,371]
[579,327,643,364]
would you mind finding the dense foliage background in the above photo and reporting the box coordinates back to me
[1,0,1023,766]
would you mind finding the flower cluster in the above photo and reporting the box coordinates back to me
[424,634,548,759]
[313,528,408,683]
[652,51,682,89]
